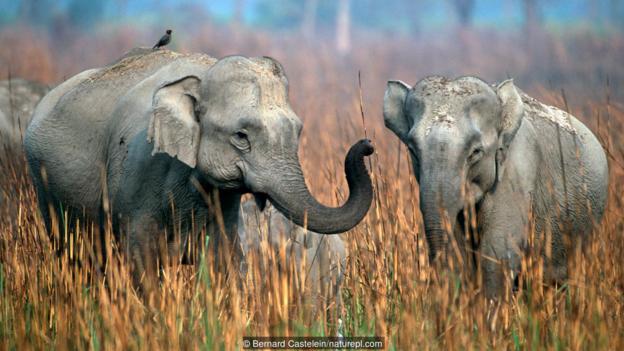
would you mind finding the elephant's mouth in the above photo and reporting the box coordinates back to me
[197,162,247,191]
[454,203,481,260]
[456,211,468,243]
[252,192,268,211]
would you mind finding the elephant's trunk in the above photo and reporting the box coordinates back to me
[265,139,374,234]
[419,173,462,262]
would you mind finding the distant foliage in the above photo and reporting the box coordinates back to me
[0,0,623,34]
[17,0,58,27]
[67,0,105,30]
[253,0,306,29]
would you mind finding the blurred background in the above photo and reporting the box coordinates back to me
[0,0,622,100]
[1,4,624,348]
[2,0,622,184]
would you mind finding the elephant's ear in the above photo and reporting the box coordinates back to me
[383,80,412,141]
[148,75,201,168]
[495,79,524,181]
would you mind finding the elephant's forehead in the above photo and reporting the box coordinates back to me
[416,100,469,138]
[234,80,298,130]
[415,119,463,145]
[264,108,301,142]
[208,77,288,110]
[256,78,289,110]
[415,76,489,99]
[413,77,495,137]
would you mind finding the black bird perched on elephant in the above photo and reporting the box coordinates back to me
[153,29,172,49]
[23,48,374,288]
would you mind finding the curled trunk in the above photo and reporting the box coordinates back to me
[265,139,374,234]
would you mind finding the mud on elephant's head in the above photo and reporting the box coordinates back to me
[147,55,374,234]
[383,76,524,260]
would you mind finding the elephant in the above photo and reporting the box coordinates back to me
[238,199,346,311]
[0,78,49,148]
[383,76,608,297]
[24,48,374,284]
[0,78,49,212]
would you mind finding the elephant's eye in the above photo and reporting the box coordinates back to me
[231,130,251,152]
[468,147,484,163]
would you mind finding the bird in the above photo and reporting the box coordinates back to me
[153,29,172,49]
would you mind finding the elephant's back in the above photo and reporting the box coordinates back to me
[524,95,608,226]
[567,115,608,222]
[28,49,192,132]
[23,49,193,214]
[25,67,105,214]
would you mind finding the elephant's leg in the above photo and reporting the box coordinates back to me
[207,189,243,273]
[28,178,69,260]
[96,204,111,270]
[34,184,53,235]
[478,191,530,299]
[128,214,161,291]
[26,159,48,229]
[317,239,345,313]
[480,233,524,299]
[540,217,569,285]
[33,168,100,267]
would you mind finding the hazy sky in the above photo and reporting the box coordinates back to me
[0,0,618,32]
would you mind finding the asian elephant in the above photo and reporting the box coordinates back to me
[383,76,608,297]
[0,78,49,148]
[0,78,49,213]
[24,48,374,283]
[238,199,346,311]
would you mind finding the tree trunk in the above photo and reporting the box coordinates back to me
[336,0,351,56]
[451,0,475,29]
[523,0,541,33]
[301,0,318,40]
[233,0,245,28]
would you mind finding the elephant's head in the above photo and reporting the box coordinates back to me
[147,55,374,234]
[383,76,524,261]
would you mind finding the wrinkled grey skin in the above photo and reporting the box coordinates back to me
[384,76,608,297]
[238,200,346,310]
[0,78,49,147]
[24,48,373,280]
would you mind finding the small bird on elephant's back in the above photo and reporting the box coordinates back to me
[153,29,172,49]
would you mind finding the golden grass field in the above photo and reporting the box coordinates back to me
[1,24,624,349]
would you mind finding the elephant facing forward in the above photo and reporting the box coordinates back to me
[24,48,373,284]
[383,76,608,297]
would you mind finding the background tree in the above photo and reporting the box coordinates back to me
[449,0,476,28]
[233,0,246,28]
[335,0,350,55]
[609,0,624,30]
[523,0,541,32]
[67,0,105,30]
[18,0,56,27]
[253,0,304,30]
[352,0,424,35]
[301,0,318,39]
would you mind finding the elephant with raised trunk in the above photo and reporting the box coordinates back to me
[384,76,608,297]
[24,48,374,282]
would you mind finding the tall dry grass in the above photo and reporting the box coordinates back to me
[1,24,623,349]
